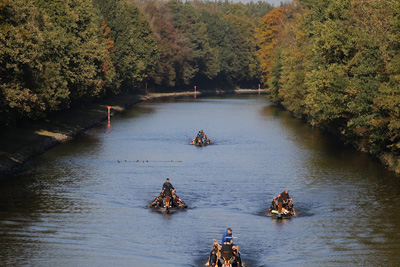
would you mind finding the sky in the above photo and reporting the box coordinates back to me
[232,0,291,7]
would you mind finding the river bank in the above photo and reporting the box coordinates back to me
[0,89,262,180]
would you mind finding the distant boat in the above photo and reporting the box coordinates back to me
[190,138,211,146]
[190,130,211,146]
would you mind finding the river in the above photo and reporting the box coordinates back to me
[1,95,400,266]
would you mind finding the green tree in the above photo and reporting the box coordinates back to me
[374,0,400,154]
[36,0,115,105]
[142,1,195,89]
[0,0,45,126]
[166,0,219,87]
[94,0,158,92]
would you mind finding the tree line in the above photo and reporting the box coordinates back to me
[256,0,400,167]
[0,0,273,128]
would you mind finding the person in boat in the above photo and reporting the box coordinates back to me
[161,178,175,207]
[196,130,204,144]
[206,239,222,267]
[280,189,290,207]
[198,130,204,138]
[200,129,208,143]
[171,194,182,207]
[231,245,242,267]
[277,194,284,214]
[208,248,218,266]
[222,228,233,244]
[155,194,164,208]
[207,239,220,266]
[149,193,163,208]
[286,199,296,215]
[162,178,175,196]
[268,196,278,213]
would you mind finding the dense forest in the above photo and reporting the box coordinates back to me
[3,0,400,170]
[256,0,400,169]
[0,0,273,127]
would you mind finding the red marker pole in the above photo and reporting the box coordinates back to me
[258,84,261,95]
[107,106,111,124]
[194,86,197,99]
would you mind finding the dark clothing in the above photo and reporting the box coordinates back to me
[280,191,290,201]
[270,199,277,210]
[162,181,174,191]
[287,203,295,213]
[231,250,242,267]
[172,196,179,207]
[209,250,218,266]
[162,181,174,197]
[156,198,164,207]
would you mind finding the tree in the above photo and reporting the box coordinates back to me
[255,7,286,84]
[94,0,158,92]
[0,0,45,126]
[36,0,115,104]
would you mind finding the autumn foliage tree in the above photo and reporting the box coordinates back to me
[1,0,274,128]
[257,0,400,168]
[255,7,286,84]
[138,0,273,90]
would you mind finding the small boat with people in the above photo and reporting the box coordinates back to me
[148,178,187,213]
[266,189,296,219]
[205,228,244,267]
[190,129,211,146]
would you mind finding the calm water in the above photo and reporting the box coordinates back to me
[1,95,400,267]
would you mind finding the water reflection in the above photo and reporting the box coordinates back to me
[1,95,400,266]
[260,104,400,266]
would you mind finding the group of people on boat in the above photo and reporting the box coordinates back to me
[149,178,186,209]
[267,189,296,217]
[149,180,295,264]
[206,228,243,267]
[190,129,211,145]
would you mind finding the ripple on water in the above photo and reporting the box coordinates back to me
[2,95,400,266]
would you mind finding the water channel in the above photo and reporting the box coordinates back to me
[1,95,400,266]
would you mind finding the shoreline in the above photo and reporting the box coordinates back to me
[0,89,263,180]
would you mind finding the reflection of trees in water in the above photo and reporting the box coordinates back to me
[260,104,396,179]
[261,103,400,261]
[118,104,156,119]
[0,175,56,264]
[0,150,95,265]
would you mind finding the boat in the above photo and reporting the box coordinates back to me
[266,194,296,219]
[266,208,295,219]
[190,130,211,146]
[206,243,244,267]
[148,194,187,213]
[190,137,211,146]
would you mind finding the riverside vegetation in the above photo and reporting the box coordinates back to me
[257,0,400,173]
[2,0,400,173]
[0,0,272,128]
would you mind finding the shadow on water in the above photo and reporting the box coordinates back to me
[146,206,188,218]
